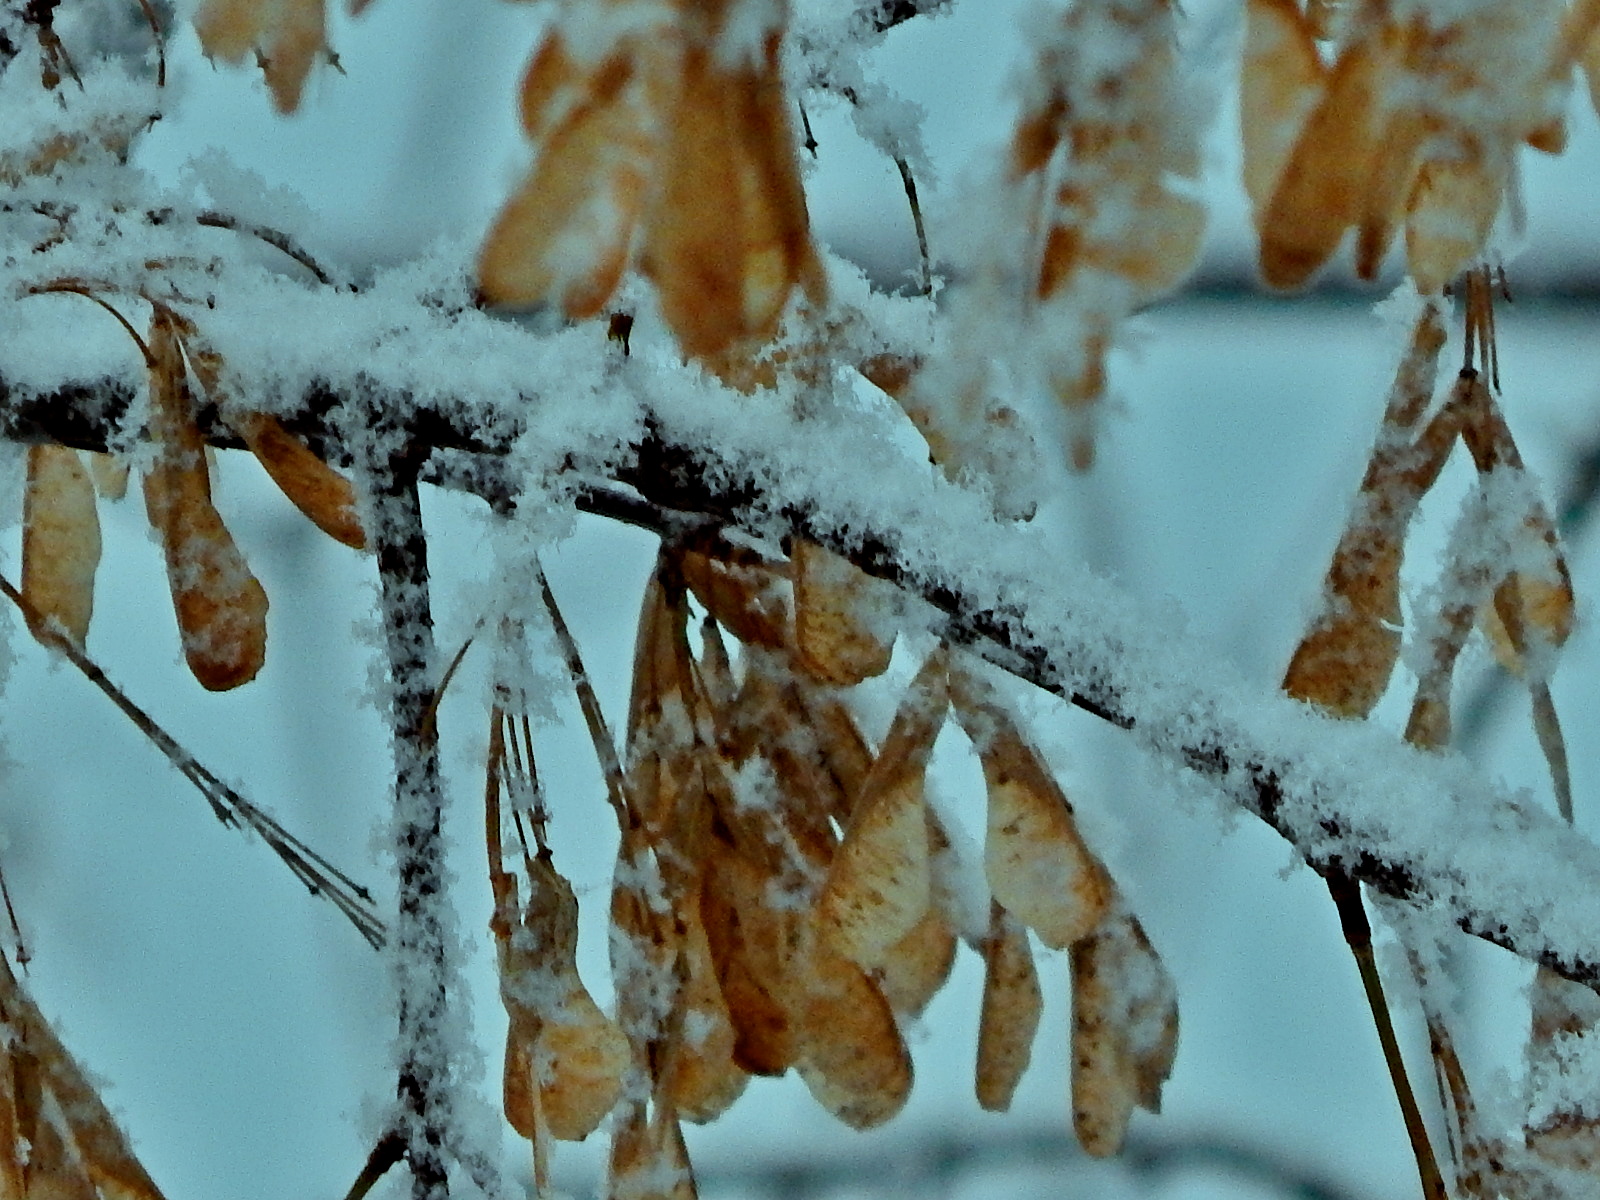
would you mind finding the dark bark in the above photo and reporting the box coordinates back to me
[363,426,451,1200]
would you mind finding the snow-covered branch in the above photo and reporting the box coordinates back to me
[5,296,1600,997]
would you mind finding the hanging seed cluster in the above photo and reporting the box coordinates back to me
[486,547,1177,1197]
[477,0,825,368]
[1244,0,1600,292]
[18,290,367,688]
[1283,276,1583,1196]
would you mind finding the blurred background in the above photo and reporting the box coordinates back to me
[6,1,1600,1199]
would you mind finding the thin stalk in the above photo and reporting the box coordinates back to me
[0,572,385,948]
[894,156,932,296]
[1326,873,1447,1200]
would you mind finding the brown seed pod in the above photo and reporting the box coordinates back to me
[975,902,1042,1113]
[1069,910,1179,1158]
[645,33,821,360]
[87,452,129,501]
[679,543,789,649]
[793,540,895,686]
[194,0,327,113]
[1456,373,1575,677]
[192,0,267,63]
[699,840,800,1076]
[1354,108,1432,281]
[792,929,914,1130]
[815,650,946,968]
[874,902,958,1019]
[236,412,366,550]
[816,763,930,970]
[1404,144,1507,296]
[666,891,749,1123]
[1524,965,1600,1171]
[537,988,634,1142]
[952,667,1112,949]
[1283,305,1451,717]
[498,858,630,1142]
[22,444,100,649]
[480,43,662,317]
[143,308,269,691]
[608,1100,698,1200]
[1080,187,1207,302]
[1259,15,1398,289]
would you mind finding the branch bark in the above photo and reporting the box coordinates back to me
[362,426,451,1200]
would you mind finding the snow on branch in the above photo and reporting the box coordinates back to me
[4,286,1600,996]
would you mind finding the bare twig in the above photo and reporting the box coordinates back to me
[0,571,386,948]
[894,156,932,296]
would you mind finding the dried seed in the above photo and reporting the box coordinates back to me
[1240,0,1325,218]
[874,903,958,1018]
[193,0,267,62]
[88,452,129,501]
[1070,910,1178,1158]
[793,540,895,686]
[699,842,798,1076]
[0,955,167,1200]
[143,309,269,692]
[975,902,1042,1113]
[1260,19,1397,289]
[667,893,749,1123]
[817,764,930,970]
[262,0,326,114]
[22,444,100,649]
[646,37,819,360]
[480,48,659,316]
[679,545,789,649]
[966,710,1112,950]
[1404,145,1507,296]
[792,931,913,1130]
[237,412,365,550]
[538,988,633,1141]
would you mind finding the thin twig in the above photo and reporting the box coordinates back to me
[132,0,166,88]
[1325,874,1448,1200]
[0,572,386,948]
[894,156,932,296]
[194,210,342,287]
[533,563,635,829]
[0,856,29,969]
[1531,682,1573,824]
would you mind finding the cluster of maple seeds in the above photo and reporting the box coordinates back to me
[477,0,824,370]
[1243,0,1600,294]
[20,290,367,687]
[486,545,1177,1196]
[1280,274,1585,1197]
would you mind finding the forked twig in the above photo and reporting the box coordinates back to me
[0,572,386,949]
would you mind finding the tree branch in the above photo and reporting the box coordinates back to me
[361,424,452,1200]
[5,357,1600,995]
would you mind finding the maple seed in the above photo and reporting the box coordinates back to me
[22,444,100,649]
[975,902,1042,1113]
[143,308,269,691]
[1070,911,1179,1158]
